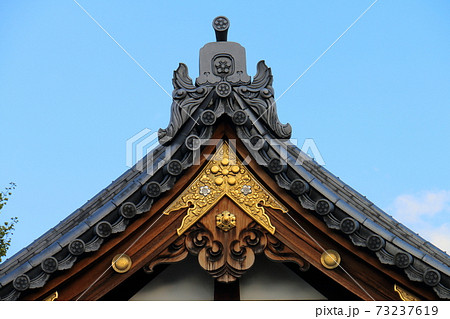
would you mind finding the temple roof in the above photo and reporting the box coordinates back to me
[1,16,449,301]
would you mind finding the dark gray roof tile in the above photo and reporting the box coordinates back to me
[392,236,426,261]
[0,248,28,272]
[362,219,396,242]
[84,201,117,227]
[56,222,90,248]
[335,199,368,224]
[421,254,450,274]
[0,261,33,286]
[27,242,62,268]
[309,178,341,204]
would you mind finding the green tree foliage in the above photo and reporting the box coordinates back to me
[0,183,18,262]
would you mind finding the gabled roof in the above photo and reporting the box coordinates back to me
[1,16,449,301]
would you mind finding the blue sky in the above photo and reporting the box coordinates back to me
[1,0,449,260]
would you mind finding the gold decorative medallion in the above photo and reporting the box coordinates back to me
[43,291,58,301]
[216,211,236,231]
[394,284,421,301]
[163,142,288,235]
[112,254,132,273]
[320,250,341,269]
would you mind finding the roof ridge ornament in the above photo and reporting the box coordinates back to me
[196,17,250,86]
[213,16,229,42]
[159,17,292,144]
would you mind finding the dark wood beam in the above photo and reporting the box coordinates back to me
[214,279,240,301]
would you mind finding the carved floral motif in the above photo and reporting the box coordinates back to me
[163,142,288,235]
[214,56,233,75]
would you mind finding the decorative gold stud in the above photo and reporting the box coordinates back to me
[216,211,236,231]
[112,254,132,273]
[320,250,341,269]
[211,165,220,174]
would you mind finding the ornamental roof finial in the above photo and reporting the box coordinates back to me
[213,16,229,42]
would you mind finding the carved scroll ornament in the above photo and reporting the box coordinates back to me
[234,61,292,139]
[158,63,212,144]
[145,221,309,283]
[159,60,292,145]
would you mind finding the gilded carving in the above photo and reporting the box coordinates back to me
[394,284,421,301]
[216,211,236,231]
[43,291,58,301]
[163,142,288,235]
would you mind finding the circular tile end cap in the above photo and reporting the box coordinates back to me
[166,159,183,176]
[13,274,30,292]
[120,202,137,219]
[366,235,385,251]
[185,135,201,151]
[212,16,229,32]
[68,239,85,256]
[340,217,359,235]
[232,110,248,125]
[290,179,309,196]
[315,199,334,216]
[394,252,413,269]
[216,82,232,98]
[41,257,59,274]
[423,269,441,286]
[267,158,285,174]
[200,110,216,126]
[145,181,162,198]
[96,221,113,238]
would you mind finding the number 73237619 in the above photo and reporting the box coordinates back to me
[376,305,438,316]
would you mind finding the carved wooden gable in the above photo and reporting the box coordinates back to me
[1,16,449,301]
[148,142,305,284]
